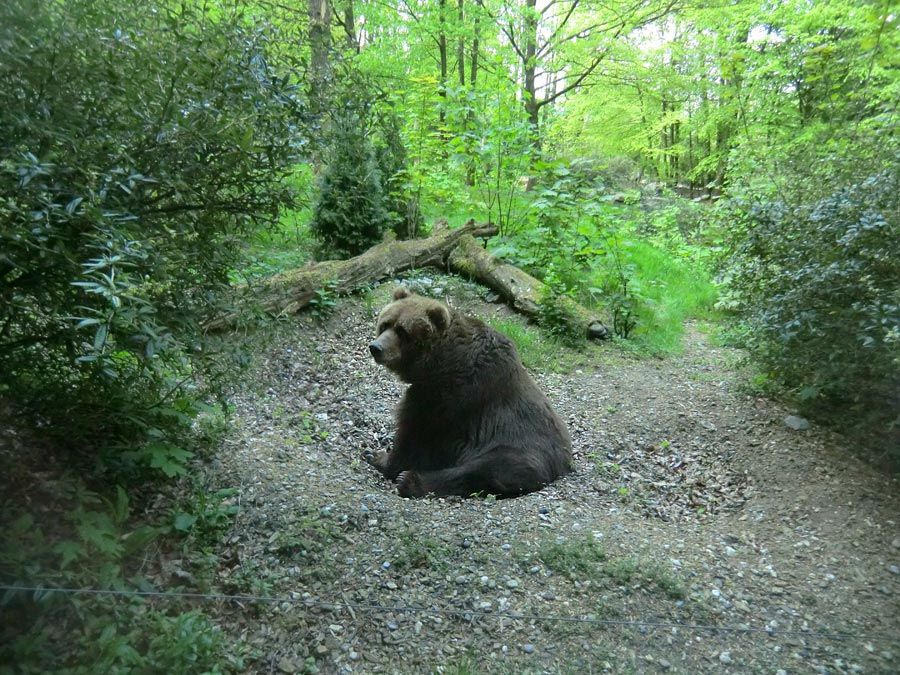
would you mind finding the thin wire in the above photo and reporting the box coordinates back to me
[3,584,896,644]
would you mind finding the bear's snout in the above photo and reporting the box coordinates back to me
[369,342,384,363]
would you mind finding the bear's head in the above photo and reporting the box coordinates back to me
[369,286,451,382]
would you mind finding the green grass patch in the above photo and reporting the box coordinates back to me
[233,213,315,283]
[537,536,607,579]
[586,238,719,356]
[534,536,687,601]
[391,529,451,573]
[487,317,591,373]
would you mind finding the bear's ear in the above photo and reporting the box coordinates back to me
[392,286,411,301]
[427,305,450,332]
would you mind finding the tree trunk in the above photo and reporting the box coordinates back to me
[523,0,539,135]
[457,0,466,86]
[208,219,608,340]
[308,0,332,104]
[470,14,479,87]
[342,0,359,52]
[438,0,448,113]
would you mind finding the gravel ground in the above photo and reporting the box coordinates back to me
[208,279,900,674]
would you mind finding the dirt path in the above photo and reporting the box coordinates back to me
[210,281,899,674]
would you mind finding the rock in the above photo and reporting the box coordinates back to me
[277,657,298,673]
[719,651,732,664]
[784,415,810,431]
[522,644,536,654]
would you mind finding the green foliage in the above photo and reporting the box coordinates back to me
[725,159,900,460]
[310,70,422,257]
[308,280,340,320]
[466,88,536,235]
[596,238,719,354]
[590,229,641,341]
[171,487,240,545]
[0,0,303,461]
[486,317,562,372]
[537,537,607,580]
[0,473,243,674]
[2,599,242,675]
[391,530,450,573]
[550,0,900,192]
[537,268,584,347]
[310,107,391,258]
[235,165,317,282]
[492,161,716,352]
[373,110,424,240]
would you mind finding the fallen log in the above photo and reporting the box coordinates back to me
[448,235,609,340]
[208,218,608,339]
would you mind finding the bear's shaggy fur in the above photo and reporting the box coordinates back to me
[366,286,572,498]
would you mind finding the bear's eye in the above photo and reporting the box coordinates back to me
[394,325,408,339]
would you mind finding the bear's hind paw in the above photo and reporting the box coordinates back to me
[396,470,426,498]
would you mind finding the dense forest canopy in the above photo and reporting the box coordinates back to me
[1,0,898,670]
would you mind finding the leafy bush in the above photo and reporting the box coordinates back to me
[725,159,900,460]
[0,0,302,461]
[590,231,641,340]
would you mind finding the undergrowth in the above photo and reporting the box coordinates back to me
[488,169,719,356]
[0,418,245,674]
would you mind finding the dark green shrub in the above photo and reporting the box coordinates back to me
[726,159,900,461]
[310,109,391,258]
[0,0,303,464]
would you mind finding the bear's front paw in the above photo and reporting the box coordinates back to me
[396,470,427,498]
[364,449,389,470]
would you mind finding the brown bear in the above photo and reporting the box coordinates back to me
[365,286,572,498]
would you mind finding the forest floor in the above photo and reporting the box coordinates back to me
[205,278,900,675]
